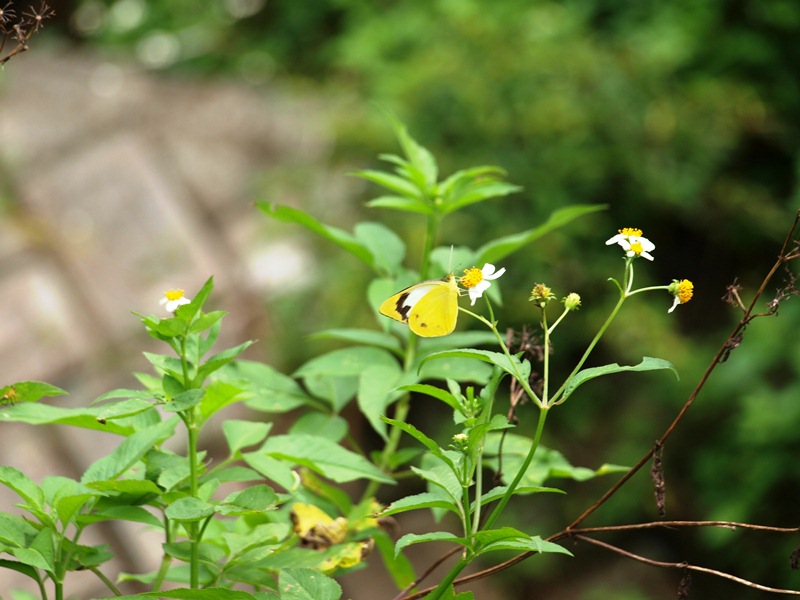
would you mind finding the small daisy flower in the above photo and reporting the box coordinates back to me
[667,279,694,313]
[460,263,506,306]
[606,227,655,261]
[160,288,191,313]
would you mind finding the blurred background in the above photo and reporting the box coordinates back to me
[1,0,799,598]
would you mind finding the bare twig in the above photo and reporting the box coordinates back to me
[573,534,800,596]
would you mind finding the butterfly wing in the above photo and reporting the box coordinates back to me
[380,275,459,337]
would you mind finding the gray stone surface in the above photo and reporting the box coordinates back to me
[0,50,331,596]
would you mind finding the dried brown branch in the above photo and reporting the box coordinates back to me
[0,1,53,66]
[573,534,800,595]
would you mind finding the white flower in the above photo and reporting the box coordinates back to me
[460,263,506,306]
[160,289,191,313]
[606,227,655,261]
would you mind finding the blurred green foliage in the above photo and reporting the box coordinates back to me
[68,1,800,598]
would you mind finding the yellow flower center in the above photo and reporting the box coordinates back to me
[619,227,643,237]
[677,279,694,304]
[164,289,185,301]
[629,241,644,255]
[460,267,484,289]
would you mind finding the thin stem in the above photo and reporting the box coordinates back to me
[541,308,550,404]
[89,566,121,596]
[549,291,626,405]
[483,405,549,530]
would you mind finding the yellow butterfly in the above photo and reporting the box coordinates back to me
[379,274,460,337]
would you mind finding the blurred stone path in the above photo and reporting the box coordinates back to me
[0,50,333,595]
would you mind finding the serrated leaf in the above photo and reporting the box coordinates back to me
[560,356,678,403]
[279,567,342,600]
[366,194,432,215]
[351,169,422,200]
[421,349,528,381]
[358,365,402,439]
[395,531,466,556]
[257,202,373,267]
[0,467,44,508]
[216,360,316,413]
[476,204,607,264]
[312,328,402,356]
[381,492,461,518]
[0,381,66,405]
[82,418,178,484]
[354,221,405,276]
[261,434,394,484]
[165,497,215,521]
[222,420,272,455]
[0,403,133,435]
[397,383,464,415]
[163,389,204,413]
[114,589,259,600]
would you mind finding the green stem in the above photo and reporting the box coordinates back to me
[459,305,542,406]
[549,290,627,406]
[89,567,121,596]
[541,308,550,405]
[483,405,549,530]
[427,557,471,600]
[187,412,200,588]
[151,512,173,592]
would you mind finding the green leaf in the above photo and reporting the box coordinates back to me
[372,530,416,588]
[381,492,461,518]
[114,589,259,600]
[219,484,279,515]
[441,179,522,215]
[163,389,204,413]
[0,467,45,509]
[242,453,299,492]
[410,463,462,506]
[257,202,373,267]
[560,356,678,402]
[217,360,316,413]
[279,567,342,600]
[382,417,454,469]
[476,204,607,264]
[289,413,347,443]
[395,531,466,556]
[173,276,215,324]
[222,420,272,456]
[351,169,423,200]
[261,434,394,484]
[0,513,38,547]
[95,398,154,421]
[294,346,398,379]
[358,365,402,439]
[81,505,162,528]
[195,341,254,384]
[473,485,564,510]
[312,328,402,355]
[354,221,405,276]
[0,403,133,435]
[0,381,66,405]
[82,418,178,484]
[397,383,464,415]
[484,435,617,486]
[365,194,432,215]
[422,349,528,381]
[386,114,439,188]
[0,558,41,584]
[165,497,216,522]
[196,380,249,425]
